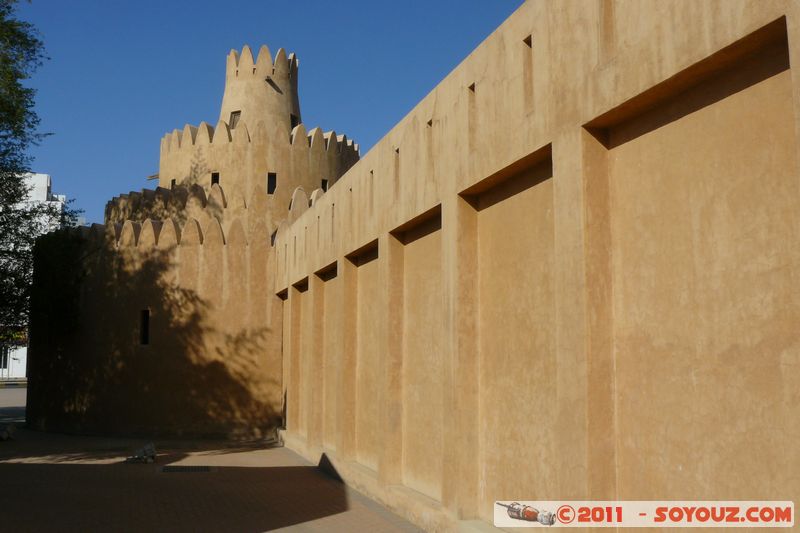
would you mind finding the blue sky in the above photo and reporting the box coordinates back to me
[17,1,523,223]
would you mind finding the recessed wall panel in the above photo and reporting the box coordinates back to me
[607,43,800,499]
[355,251,381,471]
[401,219,444,501]
[476,162,556,520]
[322,272,343,451]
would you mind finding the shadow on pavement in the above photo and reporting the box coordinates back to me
[0,404,25,425]
[0,461,349,532]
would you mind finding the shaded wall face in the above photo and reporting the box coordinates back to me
[604,46,800,499]
[28,221,283,438]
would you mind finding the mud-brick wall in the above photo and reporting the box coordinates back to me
[27,215,283,438]
[274,1,800,531]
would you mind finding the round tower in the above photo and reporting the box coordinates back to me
[218,44,301,132]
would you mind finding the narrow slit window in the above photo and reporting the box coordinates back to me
[267,172,277,195]
[321,179,328,191]
[229,111,241,129]
[170,178,176,189]
[270,229,278,246]
[140,309,150,346]
[211,172,220,186]
[523,35,532,48]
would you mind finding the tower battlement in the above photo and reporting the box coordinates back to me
[220,45,301,134]
[155,44,358,225]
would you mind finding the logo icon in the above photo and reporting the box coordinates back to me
[496,502,556,525]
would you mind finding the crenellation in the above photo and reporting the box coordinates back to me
[181,218,203,246]
[309,188,324,207]
[158,218,181,247]
[232,119,250,143]
[212,120,232,144]
[138,219,161,248]
[254,45,273,75]
[208,183,227,210]
[204,217,225,246]
[227,217,247,246]
[236,44,255,73]
[288,187,309,221]
[181,124,198,148]
[118,220,140,247]
[195,121,213,145]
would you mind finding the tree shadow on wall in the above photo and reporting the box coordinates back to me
[27,229,281,439]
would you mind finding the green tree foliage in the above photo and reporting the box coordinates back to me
[0,0,79,347]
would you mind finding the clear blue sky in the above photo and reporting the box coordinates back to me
[17,1,523,223]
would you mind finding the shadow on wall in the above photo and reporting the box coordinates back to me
[26,229,280,439]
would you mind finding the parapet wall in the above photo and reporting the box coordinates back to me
[107,155,339,233]
[272,2,800,531]
[155,120,357,232]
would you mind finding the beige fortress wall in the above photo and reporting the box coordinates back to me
[28,191,286,437]
[595,36,799,500]
[274,1,800,531]
[400,217,444,501]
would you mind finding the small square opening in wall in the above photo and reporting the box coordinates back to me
[468,82,476,92]
[140,309,150,346]
[523,35,532,48]
[211,172,220,186]
[229,110,241,129]
[321,179,328,192]
[427,119,433,127]
[267,172,277,194]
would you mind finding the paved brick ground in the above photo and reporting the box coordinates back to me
[0,389,422,533]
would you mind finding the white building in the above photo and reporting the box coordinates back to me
[1,173,68,380]
[25,172,68,229]
[0,345,27,380]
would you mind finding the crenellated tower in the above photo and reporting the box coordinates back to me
[119,44,360,236]
[219,45,301,134]
[43,42,361,438]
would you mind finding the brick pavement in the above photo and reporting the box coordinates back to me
[0,389,422,532]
